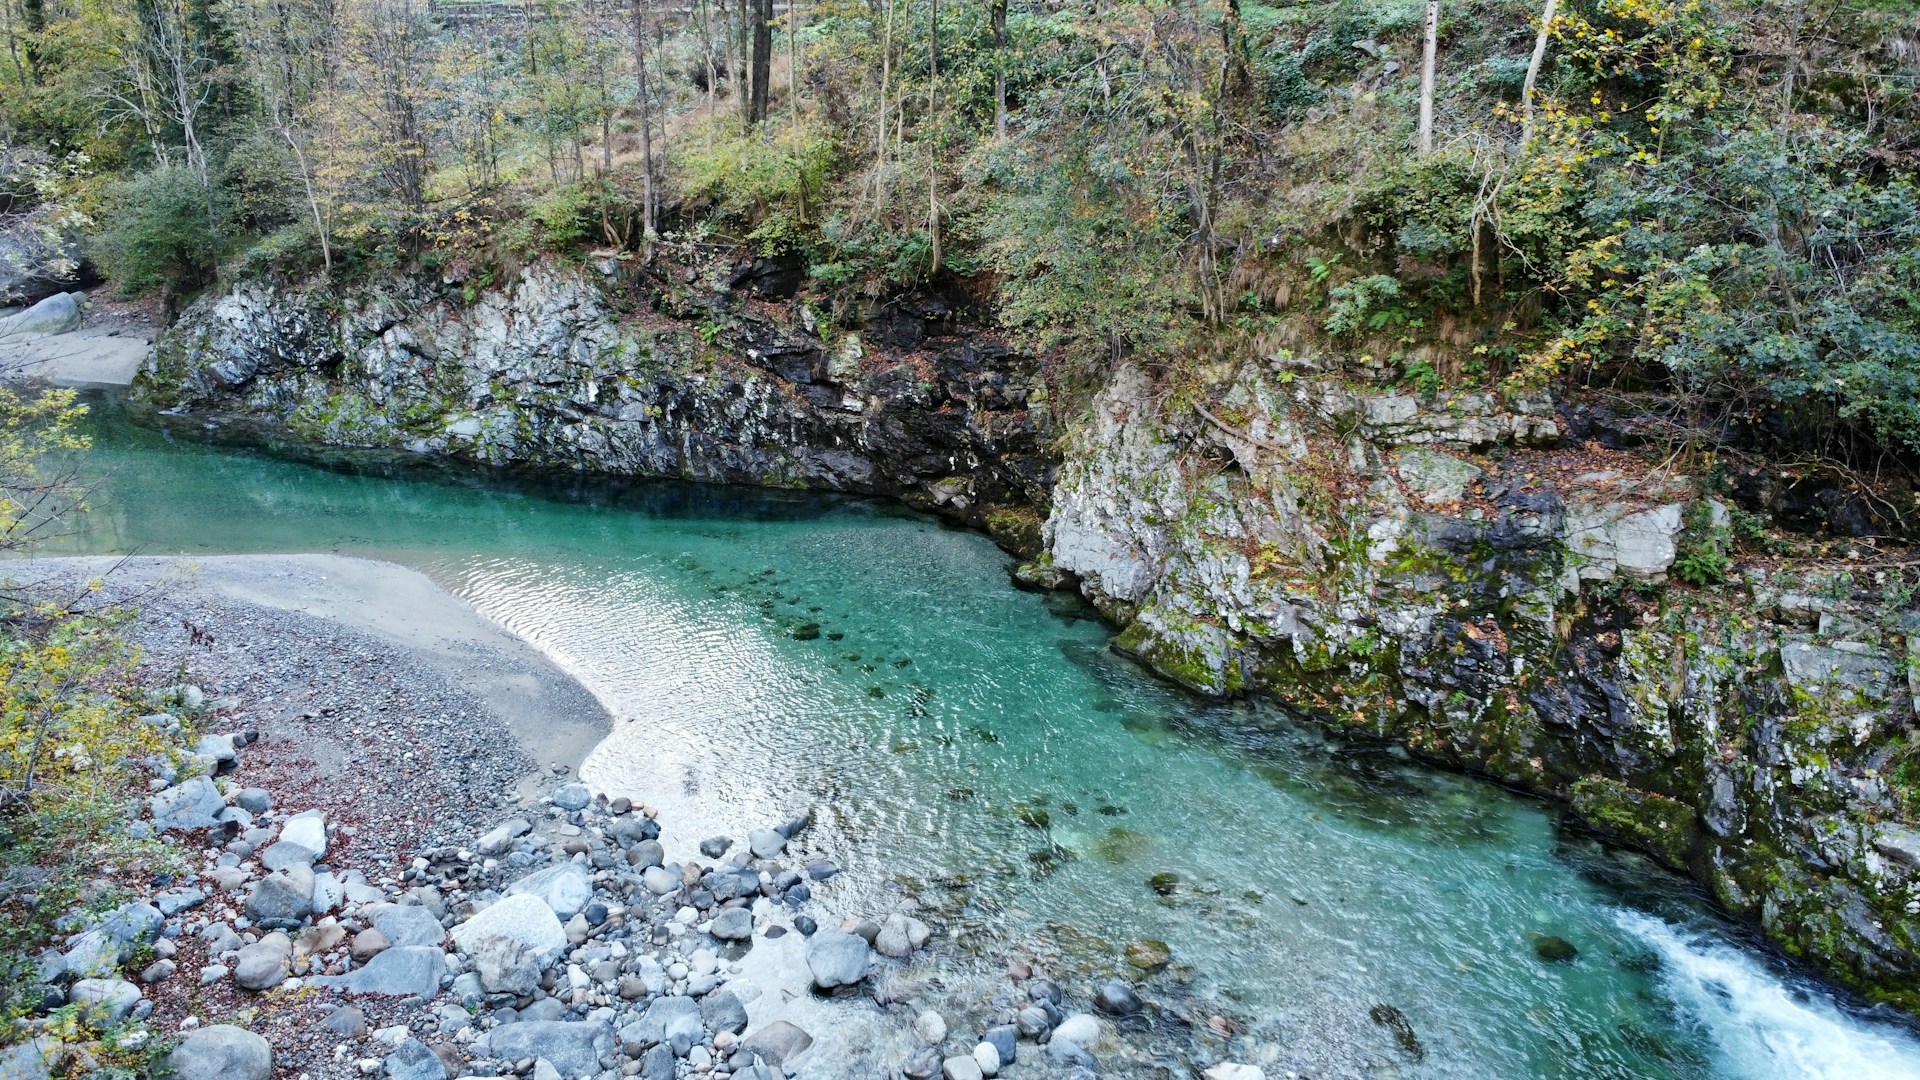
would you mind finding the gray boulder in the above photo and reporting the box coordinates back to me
[246,865,315,929]
[163,1025,272,1080]
[506,862,594,919]
[61,901,162,977]
[450,893,567,963]
[470,934,539,996]
[748,828,786,858]
[805,930,871,989]
[636,995,703,1056]
[233,933,292,991]
[372,904,447,947]
[709,907,753,941]
[0,1036,55,1080]
[0,292,82,341]
[149,776,225,831]
[382,1037,448,1080]
[738,1020,813,1066]
[700,989,749,1035]
[552,783,591,810]
[67,978,142,1023]
[312,945,445,997]
[486,1020,614,1076]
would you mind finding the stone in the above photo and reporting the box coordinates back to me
[0,1036,56,1080]
[1051,1014,1100,1048]
[913,1010,947,1046]
[1204,1065,1266,1080]
[384,1038,448,1080]
[641,865,678,895]
[1566,503,1684,581]
[709,907,753,941]
[1125,939,1171,972]
[61,902,162,977]
[700,837,733,858]
[874,913,928,958]
[470,934,540,996]
[507,863,594,920]
[1395,448,1480,505]
[246,865,316,929]
[0,292,82,341]
[701,989,749,1035]
[374,905,448,947]
[738,1020,812,1065]
[450,893,568,963]
[1874,824,1920,870]
[748,828,786,858]
[155,887,207,916]
[1094,979,1141,1015]
[164,1025,272,1080]
[552,783,591,810]
[313,945,446,997]
[278,809,328,858]
[323,1006,368,1037]
[475,818,532,856]
[68,978,142,1023]
[980,1025,1017,1065]
[1047,1039,1096,1068]
[639,1044,675,1080]
[233,933,292,991]
[805,930,871,989]
[1534,935,1579,963]
[295,925,346,958]
[234,788,273,814]
[149,776,225,831]
[972,1042,1002,1078]
[352,928,393,962]
[1015,1007,1050,1039]
[486,1020,614,1076]
[942,1055,984,1080]
[141,958,177,983]
[639,994,704,1055]
[260,840,320,872]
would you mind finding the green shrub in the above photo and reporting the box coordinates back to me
[90,166,223,300]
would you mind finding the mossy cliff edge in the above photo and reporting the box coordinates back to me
[142,264,1920,1010]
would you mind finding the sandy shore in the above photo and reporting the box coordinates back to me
[0,297,151,386]
[12,553,611,803]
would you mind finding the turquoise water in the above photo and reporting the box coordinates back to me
[44,393,1920,1078]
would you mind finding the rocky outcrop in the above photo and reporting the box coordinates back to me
[1044,355,1920,1009]
[138,260,1054,547]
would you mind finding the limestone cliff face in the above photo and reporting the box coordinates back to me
[1043,355,1920,1009]
[139,260,1055,540]
[142,264,1920,1008]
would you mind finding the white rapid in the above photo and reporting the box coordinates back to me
[1617,910,1920,1080]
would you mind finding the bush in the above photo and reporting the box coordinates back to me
[90,166,223,301]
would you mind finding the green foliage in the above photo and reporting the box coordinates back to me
[1322,273,1406,336]
[527,182,597,251]
[90,167,222,300]
[674,117,839,256]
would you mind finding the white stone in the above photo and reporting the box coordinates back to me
[450,894,567,964]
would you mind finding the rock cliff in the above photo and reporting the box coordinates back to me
[139,262,1920,1010]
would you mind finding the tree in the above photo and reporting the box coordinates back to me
[1417,0,1438,154]
[1519,0,1557,144]
[631,0,657,241]
[747,0,772,124]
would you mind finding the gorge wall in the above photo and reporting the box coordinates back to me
[136,258,1920,1011]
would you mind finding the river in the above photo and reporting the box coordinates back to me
[42,390,1920,1079]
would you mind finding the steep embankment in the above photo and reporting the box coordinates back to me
[138,261,1920,1010]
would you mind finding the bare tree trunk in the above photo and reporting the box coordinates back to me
[1519,0,1556,144]
[1418,0,1438,154]
[787,0,800,127]
[872,0,894,208]
[747,0,771,123]
[990,0,1006,138]
[926,0,939,273]
[283,129,332,273]
[631,0,657,244]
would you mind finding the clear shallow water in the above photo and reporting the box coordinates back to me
[40,393,1920,1078]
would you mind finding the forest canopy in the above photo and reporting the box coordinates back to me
[2,0,1919,459]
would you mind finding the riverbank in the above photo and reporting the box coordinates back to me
[5,553,1230,1080]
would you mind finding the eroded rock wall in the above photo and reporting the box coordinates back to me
[139,261,1055,540]
[1043,355,1920,1008]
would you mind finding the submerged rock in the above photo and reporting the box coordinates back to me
[1533,935,1579,963]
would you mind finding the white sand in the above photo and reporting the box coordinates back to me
[13,553,613,791]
